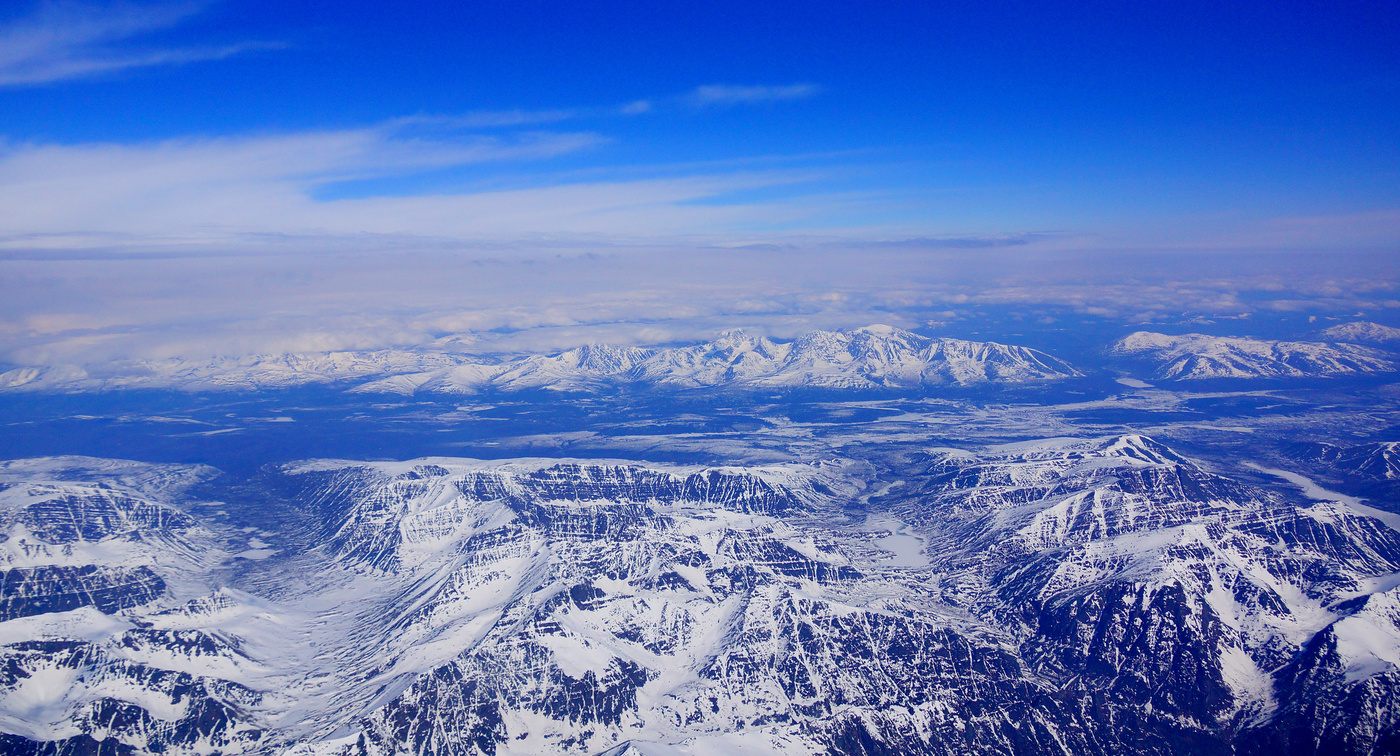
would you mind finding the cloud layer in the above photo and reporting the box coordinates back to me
[2,241,1395,367]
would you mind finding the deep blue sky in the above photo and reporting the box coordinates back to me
[0,0,1397,246]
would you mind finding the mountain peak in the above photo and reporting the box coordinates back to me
[1098,433,1187,465]
[852,323,909,338]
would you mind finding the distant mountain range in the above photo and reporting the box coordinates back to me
[1111,330,1399,380]
[5,322,1400,395]
[0,326,1081,394]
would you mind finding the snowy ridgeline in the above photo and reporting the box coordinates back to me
[1112,329,1399,380]
[5,321,1398,396]
[0,325,1082,395]
[1,438,1400,755]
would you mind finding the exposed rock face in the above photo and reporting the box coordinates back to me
[0,565,167,620]
[4,487,198,544]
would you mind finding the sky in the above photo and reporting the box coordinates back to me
[0,0,1398,362]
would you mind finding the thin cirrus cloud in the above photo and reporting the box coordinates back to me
[0,0,276,86]
[0,70,849,253]
[0,120,847,250]
[385,83,817,133]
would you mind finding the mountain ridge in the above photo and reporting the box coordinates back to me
[1111,331,1398,380]
[0,325,1080,395]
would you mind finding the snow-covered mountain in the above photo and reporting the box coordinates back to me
[0,458,275,755]
[4,438,1400,754]
[898,435,1400,753]
[0,326,1077,396]
[1111,331,1398,379]
[487,344,659,392]
[612,325,1079,391]
[1321,321,1400,346]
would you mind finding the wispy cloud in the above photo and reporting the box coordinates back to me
[386,83,814,133]
[0,122,855,247]
[387,109,585,131]
[687,83,821,107]
[0,1,276,86]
